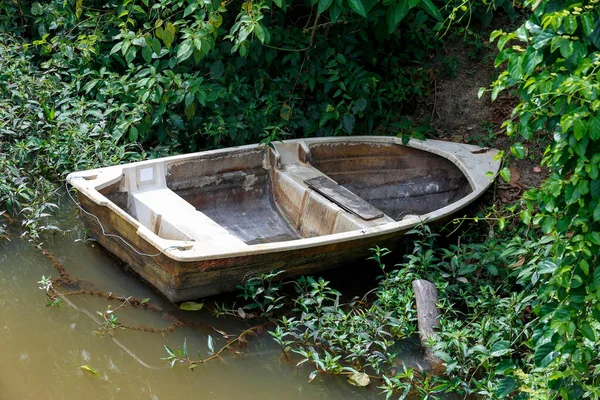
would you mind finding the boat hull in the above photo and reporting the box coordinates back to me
[78,193,405,301]
[68,137,501,302]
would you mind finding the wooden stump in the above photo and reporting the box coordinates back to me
[412,279,445,374]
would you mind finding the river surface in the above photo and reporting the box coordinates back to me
[0,203,423,400]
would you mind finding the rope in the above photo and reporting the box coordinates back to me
[65,179,184,258]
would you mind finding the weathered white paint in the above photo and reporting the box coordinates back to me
[67,137,501,262]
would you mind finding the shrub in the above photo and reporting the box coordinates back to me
[486,0,600,396]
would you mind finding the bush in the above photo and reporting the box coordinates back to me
[487,0,600,397]
[0,0,449,231]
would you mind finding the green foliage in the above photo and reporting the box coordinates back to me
[487,0,600,397]
[438,0,520,37]
[269,272,417,389]
[0,0,451,235]
[236,270,286,316]
[0,36,154,236]
[37,275,62,306]
[4,0,444,151]
[266,225,545,397]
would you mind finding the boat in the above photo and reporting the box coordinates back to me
[66,137,501,302]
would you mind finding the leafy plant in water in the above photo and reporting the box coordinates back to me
[37,275,62,307]
[236,270,287,317]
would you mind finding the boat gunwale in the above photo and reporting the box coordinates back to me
[66,137,501,262]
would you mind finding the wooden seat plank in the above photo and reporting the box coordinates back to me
[305,176,384,221]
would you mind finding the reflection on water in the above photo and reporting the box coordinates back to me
[0,203,421,400]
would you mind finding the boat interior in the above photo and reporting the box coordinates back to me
[96,140,472,247]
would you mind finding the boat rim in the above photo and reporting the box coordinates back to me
[66,136,501,262]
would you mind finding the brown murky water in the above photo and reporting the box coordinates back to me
[0,203,424,400]
[0,198,432,400]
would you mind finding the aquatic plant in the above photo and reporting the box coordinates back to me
[38,275,62,307]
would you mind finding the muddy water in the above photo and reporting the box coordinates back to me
[0,204,422,400]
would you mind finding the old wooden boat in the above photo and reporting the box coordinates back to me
[66,137,500,301]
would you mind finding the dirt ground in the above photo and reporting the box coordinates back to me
[415,28,548,203]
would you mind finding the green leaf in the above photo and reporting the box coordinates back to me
[352,98,368,113]
[209,60,225,79]
[534,342,557,367]
[580,259,590,275]
[582,323,596,341]
[539,260,557,274]
[347,0,367,18]
[343,114,356,134]
[593,305,600,322]
[520,210,531,224]
[589,231,600,246]
[124,46,137,64]
[573,119,587,141]
[329,2,342,21]
[387,0,409,33]
[559,38,573,59]
[533,30,556,50]
[490,30,504,43]
[578,179,589,195]
[523,48,542,75]
[164,345,175,357]
[80,365,102,378]
[592,180,600,199]
[142,45,152,63]
[31,2,43,16]
[542,216,556,234]
[594,204,600,222]
[185,102,196,120]
[495,377,517,398]
[419,0,442,21]
[163,22,176,48]
[592,19,600,50]
[280,103,292,121]
[152,38,161,54]
[110,42,123,55]
[128,126,138,142]
[183,337,188,358]
[177,39,194,62]
[169,113,184,129]
[563,15,577,34]
[508,56,523,80]
[318,0,333,14]
[582,13,595,36]
[510,142,526,159]
[593,267,600,291]
[491,84,504,101]
[590,115,600,141]
[554,307,571,322]
[179,301,204,311]
[499,167,510,183]
[490,340,511,357]
[184,3,198,17]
